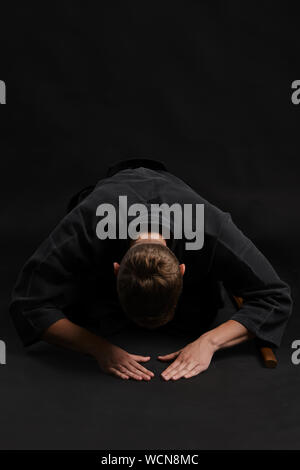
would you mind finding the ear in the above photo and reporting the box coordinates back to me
[179,264,185,276]
[113,262,120,277]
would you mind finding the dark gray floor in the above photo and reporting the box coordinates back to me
[0,272,299,450]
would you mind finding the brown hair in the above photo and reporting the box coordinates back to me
[117,243,183,328]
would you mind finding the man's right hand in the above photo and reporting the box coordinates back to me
[94,342,154,381]
[42,318,154,381]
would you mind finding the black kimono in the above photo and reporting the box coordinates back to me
[10,159,292,347]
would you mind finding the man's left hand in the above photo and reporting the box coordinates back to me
[158,335,216,381]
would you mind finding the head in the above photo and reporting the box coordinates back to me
[114,241,185,329]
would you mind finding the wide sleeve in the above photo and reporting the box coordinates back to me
[210,213,293,347]
[10,197,103,347]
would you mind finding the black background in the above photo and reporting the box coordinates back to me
[1,2,300,450]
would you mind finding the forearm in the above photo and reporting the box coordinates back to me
[201,319,254,351]
[42,318,154,381]
[42,318,109,357]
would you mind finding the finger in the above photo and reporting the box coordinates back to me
[119,365,143,381]
[131,361,154,378]
[163,362,191,380]
[161,359,183,380]
[127,362,152,380]
[171,364,196,381]
[162,356,196,380]
[131,354,151,362]
[110,368,129,380]
[157,351,180,362]
[184,365,206,379]
[162,358,182,374]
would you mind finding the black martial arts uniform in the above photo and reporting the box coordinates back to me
[10,159,292,347]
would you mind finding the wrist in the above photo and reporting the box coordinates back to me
[87,336,110,358]
[199,330,221,353]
